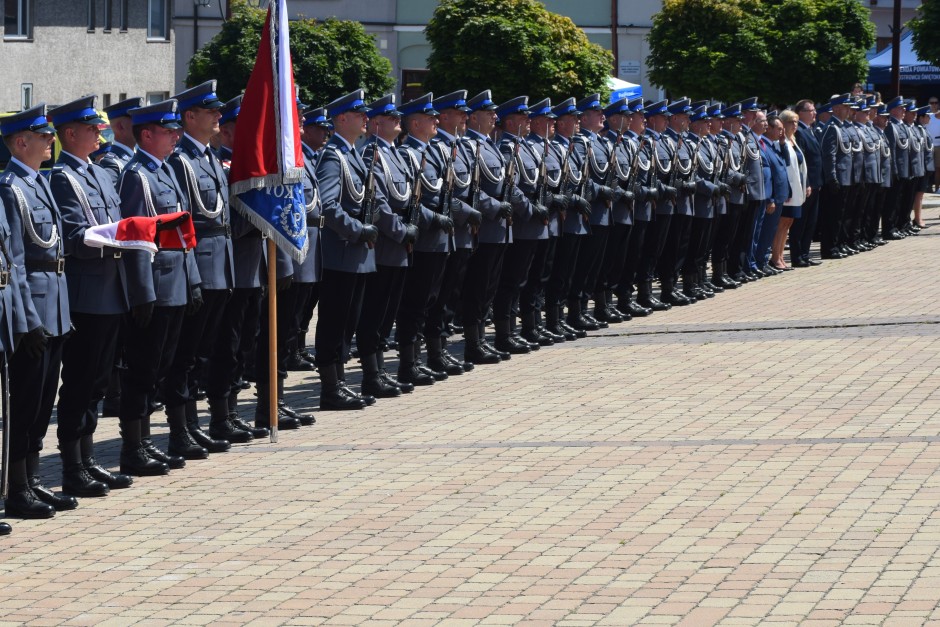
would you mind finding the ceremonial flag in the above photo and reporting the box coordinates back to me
[229,0,308,262]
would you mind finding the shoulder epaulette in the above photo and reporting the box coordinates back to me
[0,172,14,186]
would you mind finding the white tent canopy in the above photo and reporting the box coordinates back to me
[607,76,642,102]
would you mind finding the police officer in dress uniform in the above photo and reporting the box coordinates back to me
[491,96,550,355]
[458,91,515,363]
[49,96,134,498]
[853,98,881,251]
[637,99,676,311]
[869,103,893,247]
[682,105,722,300]
[657,98,697,306]
[544,98,593,338]
[882,96,911,241]
[0,107,48,521]
[0,104,74,517]
[356,93,418,397]
[117,99,201,476]
[615,97,659,317]
[517,98,570,345]
[902,100,925,235]
[710,103,747,286]
[568,93,618,328]
[204,96,271,440]
[0,173,20,531]
[592,97,634,323]
[284,106,326,372]
[820,94,855,259]
[395,93,457,383]
[315,89,380,410]
[98,97,144,187]
[289,107,332,369]
[426,91,481,374]
[841,99,866,255]
[699,102,733,294]
[165,80,246,457]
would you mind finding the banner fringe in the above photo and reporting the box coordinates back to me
[231,193,310,264]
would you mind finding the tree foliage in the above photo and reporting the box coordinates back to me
[424,0,613,105]
[187,0,394,107]
[909,0,940,69]
[647,0,875,104]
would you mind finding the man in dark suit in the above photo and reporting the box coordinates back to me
[0,105,62,520]
[790,99,823,267]
[49,95,134,499]
[314,90,380,410]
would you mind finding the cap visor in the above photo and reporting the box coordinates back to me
[33,125,56,135]
[161,121,183,130]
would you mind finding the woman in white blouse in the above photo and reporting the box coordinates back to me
[771,109,809,270]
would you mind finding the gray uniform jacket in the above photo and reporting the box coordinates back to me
[169,134,234,291]
[605,130,633,226]
[399,135,450,253]
[537,135,565,236]
[909,124,927,178]
[554,134,592,234]
[504,133,546,240]
[842,122,864,184]
[858,123,882,185]
[431,132,476,249]
[0,196,24,352]
[573,130,610,226]
[0,161,71,336]
[50,152,129,315]
[626,130,658,222]
[647,129,676,216]
[97,142,135,187]
[821,119,854,187]
[118,150,200,307]
[463,129,516,244]
[741,126,766,201]
[292,142,322,283]
[361,137,411,268]
[217,145,265,289]
[664,128,695,217]
[885,118,911,180]
[316,134,379,273]
[690,133,721,219]
[718,130,747,206]
[873,126,893,188]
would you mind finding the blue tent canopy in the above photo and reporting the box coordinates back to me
[608,76,642,102]
[868,31,940,85]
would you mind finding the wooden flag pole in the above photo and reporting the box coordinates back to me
[267,238,279,444]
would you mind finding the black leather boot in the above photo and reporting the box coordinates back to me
[167,405,209,460]
[494,320,530,354]
[229,392,269,438]
[119,419,168,476]
[4,458,55,519]
[81,434,133,489]
[186,399,230,453]
[60,439,109,497]
[682,272,700,301]
[661,277,691,306]
[544,305,572,341]
[638,280,671,311]
[319,363,366,410]
[140,416,185,470]
[463,325,500,364]
[398,343,436,384]
[26,452,78,511]
[338,362,375,406]
[361,352,402,398]
[521,311,553,346]
[254,381,301,431]
[278,377,316,424]
[414,342,448,381]
[441,336,473,372]
[426,336,464,376]
[378,350,413,393]
[566,299,597,332]
[208,396,252,443]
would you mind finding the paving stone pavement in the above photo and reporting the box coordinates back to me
[3,206,940,626]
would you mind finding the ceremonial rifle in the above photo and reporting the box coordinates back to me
[405,148,427,253]
[361,134,379,249]
[501,123,524,243]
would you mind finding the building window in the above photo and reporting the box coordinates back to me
[21,83,32,109]
[146,91,168,105]
[87,0,95,32]
[102,93,112,108]
[4,0,32,40]
[103,0,112,32]
[119,0,127,31]
[148,0,169,40]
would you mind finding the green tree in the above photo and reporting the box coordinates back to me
[424,0,613,105]
[187,0,394,107]
[647,0,874,104]
[910,0,940,68]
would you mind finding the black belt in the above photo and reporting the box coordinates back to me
[306,214,324,228]
[0,270,8,288]
[26,258,65,274]
[201,224,232,238]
